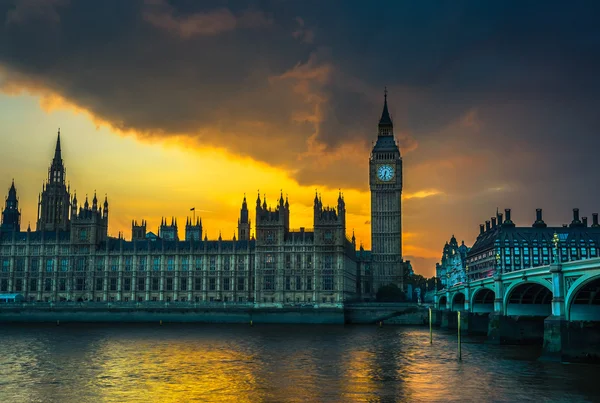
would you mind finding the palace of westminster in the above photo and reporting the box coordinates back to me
[0,94,410,304]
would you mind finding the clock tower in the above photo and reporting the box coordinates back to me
[369,89,404,293]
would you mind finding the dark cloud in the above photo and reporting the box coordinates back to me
[1,0,600,274]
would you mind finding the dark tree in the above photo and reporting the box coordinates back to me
[376,284,406,302]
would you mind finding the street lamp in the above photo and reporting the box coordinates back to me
[465,264,469,284]
[495,253,501,275]
[552,232,560,264]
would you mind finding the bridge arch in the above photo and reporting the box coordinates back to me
[504,281,552,316]
[437,295,447,310]
[566,274,600,321]
[451,292,465,311]
[471,287,495,313]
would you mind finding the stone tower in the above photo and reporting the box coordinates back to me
[37,130,71,232]
[159,217,179,241]
[70,192,109,245]
[185,217,202,241]
[132,219,147,240]
[369,90,404,292]
[255,192,289,245]
[238,194,251,241]
[1,180,21,233]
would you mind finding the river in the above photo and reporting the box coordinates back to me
[0,324,598,402]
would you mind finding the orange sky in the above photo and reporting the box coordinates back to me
[0,88,449,275]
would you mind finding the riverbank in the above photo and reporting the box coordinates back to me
[0,302,429,325]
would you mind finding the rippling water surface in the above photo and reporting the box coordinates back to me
[0,324,598,402]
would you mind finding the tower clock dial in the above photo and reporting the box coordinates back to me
[376,164,395,182]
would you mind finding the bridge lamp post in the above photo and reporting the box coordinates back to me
[552,232,560,264]
[495,253,501,275]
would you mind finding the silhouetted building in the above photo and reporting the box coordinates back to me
[0,132,359,303]
[0,93,409,303]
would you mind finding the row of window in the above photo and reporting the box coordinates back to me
[1,275,341,293]
[469,246,598,265]
[0,256,251,273]
[17,295,337,304]
[0,277,248,293]
[262,275,334,291]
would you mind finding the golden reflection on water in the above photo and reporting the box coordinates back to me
[93,336,261,402]
[0,325,598,403]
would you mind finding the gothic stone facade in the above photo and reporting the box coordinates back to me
[1,93,408,302]
[0,134,357,304]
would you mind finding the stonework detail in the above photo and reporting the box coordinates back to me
[565,275,583,293]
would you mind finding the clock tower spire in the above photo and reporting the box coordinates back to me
[369,89,404,294]
[378,87,393,135]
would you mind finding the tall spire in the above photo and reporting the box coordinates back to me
[53,128,62,163]
[7,179,17,202]
[378,88,393,134]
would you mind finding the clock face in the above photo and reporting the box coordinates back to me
[377,164,395,182]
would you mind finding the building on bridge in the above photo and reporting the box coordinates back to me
[466,208,600,281]
[436,235,469,288]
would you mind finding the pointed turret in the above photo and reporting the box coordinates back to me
[103,195,109,218]
[238,193,251,241]
[1,180,21,232]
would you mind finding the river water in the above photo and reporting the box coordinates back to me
[0,324,598,403]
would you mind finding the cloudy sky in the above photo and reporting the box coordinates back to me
[0,0,599,276]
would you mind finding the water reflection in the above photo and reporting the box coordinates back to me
[0,324,599,403]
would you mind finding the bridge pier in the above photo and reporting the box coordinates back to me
[432,309,442,326]
[439,310,469,334]
[458,310,469,334]
[542,316,600,363]
[440,309,451,328]
[487,313,546,345]
[468,312,490,335]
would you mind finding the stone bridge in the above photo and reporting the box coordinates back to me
[434,258,600,363]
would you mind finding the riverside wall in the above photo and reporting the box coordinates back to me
[0,306,344,324]
[0,302,430,325]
